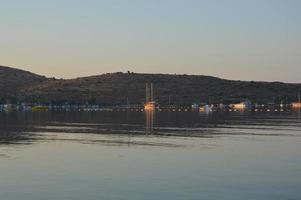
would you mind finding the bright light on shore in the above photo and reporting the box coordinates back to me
[292,102,301,109]
[144,102,155,111]
[232,103,246,110]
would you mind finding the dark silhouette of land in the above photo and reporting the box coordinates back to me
[0,65,300,105]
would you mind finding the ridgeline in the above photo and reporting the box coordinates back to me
[0,65,300,105]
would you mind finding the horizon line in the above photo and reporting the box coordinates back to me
[1,64,300,84]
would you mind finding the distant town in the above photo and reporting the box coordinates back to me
[1,83,300,113]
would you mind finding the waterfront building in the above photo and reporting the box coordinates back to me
[230,100,252,110]
[292,93,301,109]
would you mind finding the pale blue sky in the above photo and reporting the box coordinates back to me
[0,0,300,82]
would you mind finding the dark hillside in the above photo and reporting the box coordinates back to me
[22,72,301,105]
[0,66,300,105]
[0,66,47,102]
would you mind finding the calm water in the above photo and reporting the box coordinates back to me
[0,111,300,200]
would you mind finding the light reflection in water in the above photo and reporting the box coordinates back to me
[145,110,154,133]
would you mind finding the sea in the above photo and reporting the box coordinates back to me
[0,110,300,200]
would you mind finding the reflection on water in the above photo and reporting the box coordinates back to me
[145,110,154,133]
[0,111,300,147]
[0,111,301,200]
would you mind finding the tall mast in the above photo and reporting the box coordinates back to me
[145,83,149,102]
[150,83,153,102]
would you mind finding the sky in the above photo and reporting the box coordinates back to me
[0,0,300,82]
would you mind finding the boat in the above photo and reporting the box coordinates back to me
[144,101,156,111]
[31,106,49,112]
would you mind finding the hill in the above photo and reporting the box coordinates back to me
[0,66,301,105]
[0,66,47,101]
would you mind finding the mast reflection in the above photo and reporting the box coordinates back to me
[145,110,154,133]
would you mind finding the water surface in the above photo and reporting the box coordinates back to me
[0,111,300,200]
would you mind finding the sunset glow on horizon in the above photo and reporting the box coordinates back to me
[1,0,300,82]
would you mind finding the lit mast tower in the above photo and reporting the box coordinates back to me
[144,83,155,110]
